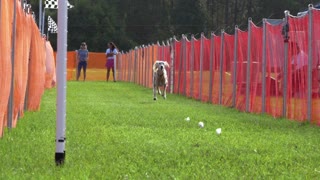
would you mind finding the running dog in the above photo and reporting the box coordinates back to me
[153,60,170,100]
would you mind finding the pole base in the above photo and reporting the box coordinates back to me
[55,151,65,166]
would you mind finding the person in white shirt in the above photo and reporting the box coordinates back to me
[291,42,308,70]
[105,42,118,82]
[290,42,308,97]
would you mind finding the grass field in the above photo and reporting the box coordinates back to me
[1,81,320,179]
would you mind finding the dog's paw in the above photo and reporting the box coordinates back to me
[163,95,166,99]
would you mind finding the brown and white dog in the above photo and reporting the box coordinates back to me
[153,60,170,100]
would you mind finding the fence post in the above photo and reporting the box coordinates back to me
[177,35,184,95]
[143,45,146,86]
[183,36,187,96]
[246,18,252,112]
[146,44,153,87]
[162,41,166,60]
[170,37,175,93]
[262,19,267,114]
[8,0,17,129]
[282,11,290,118]
[39,0,42,31]
[307,4,313,122]
[219,30,225,105]
[190,35,195,98]
[209,32,215,103]
[128,50,131,82]
[232,26,238,107]
[55,0,68,165]
[199,33,204,100]
[134,47,138,83]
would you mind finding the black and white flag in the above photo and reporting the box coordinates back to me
[48,16,58,33]
[45,0,74,9]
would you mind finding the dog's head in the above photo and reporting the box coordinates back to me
[153,60,170,75]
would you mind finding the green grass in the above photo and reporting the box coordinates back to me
[1,81,320,179]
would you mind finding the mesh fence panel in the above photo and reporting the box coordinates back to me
[265,20,284,118]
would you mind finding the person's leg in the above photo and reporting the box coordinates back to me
[112,67,116,82]
[106,68,110,81]
[76,62,82,81]
[83,62,87,81]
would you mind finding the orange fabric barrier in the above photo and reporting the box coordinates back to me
[45,41,56,89]
[27,20,46,111]
[0,0,13,136]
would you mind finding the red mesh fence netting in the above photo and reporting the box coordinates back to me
[311,9,320,124]
[235,29,248,111]
[174,39,182,94]
[221,33,234,106]
[200,36,211,102]
[265,19,284,118]
[286,14,309,121]
[192,38,201,99]
[209,34,221,104]
[249,22,263,113]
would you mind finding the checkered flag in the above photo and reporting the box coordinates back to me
[48,16,58,33]
[45,0,74,9]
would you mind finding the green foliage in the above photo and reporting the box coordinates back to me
[1,82,320,178]
[29,0,315,51]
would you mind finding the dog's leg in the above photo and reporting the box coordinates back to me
[163,84,167,99]
[153,84,157,100]
[158,86,162,96]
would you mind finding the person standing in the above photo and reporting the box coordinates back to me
[76,42,89,81]
[105,42,118,82]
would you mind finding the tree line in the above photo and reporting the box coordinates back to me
[29,0,316,52]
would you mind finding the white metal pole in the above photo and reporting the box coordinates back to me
[246,18,252,112]
[199,33,204,100]
[55,0,67,165]
[232,26,238,107]
[262,19,267,114]
[41,8,45,35]
[169,39,174,94]
[307,4,313,121]
[39,0,42,31]
[134,47,138,83]
[183,36,187,96]
[177,36,184,94]
[190,35,195,98]
[208,32,215,103]
[219,30,224,105]
[282,11,290,118]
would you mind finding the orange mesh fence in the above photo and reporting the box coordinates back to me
[13,1,30,127]
[312,9,320,124]
[192,38,201,99]
[200,36,211,102]
[265,20,284,118]
[45,41,56,89]
[173,39,182,94]
[184,39,191,97]
[249,22,263,113]
[0,0,13,136]
[27,20,46,111]
[210,35,221,104]
[0,1,56,137]
[221,33,234,106]
[235,29,248,111]
[286,14,308,121]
